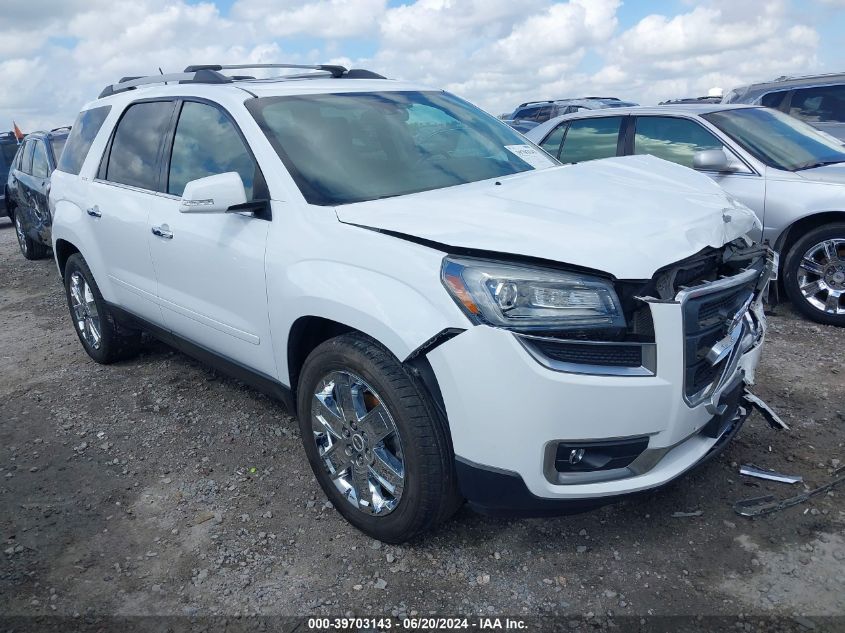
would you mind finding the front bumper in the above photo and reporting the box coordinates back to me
[427,266,769,509]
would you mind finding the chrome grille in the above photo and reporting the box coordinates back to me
[679,266,763,404]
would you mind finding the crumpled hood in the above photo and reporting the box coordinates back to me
[795,162,845,185]
[335,154,760,279]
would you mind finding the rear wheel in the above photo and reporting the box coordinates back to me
[63,253,142,363]
[14,211,50,260]
[296,333,461,543]
[783,223,845,327]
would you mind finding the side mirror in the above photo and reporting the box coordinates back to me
[693,148,735,173]
[179,172,247,214]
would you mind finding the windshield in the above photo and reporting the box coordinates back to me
[246,90,554,205]
[703,107,845,171]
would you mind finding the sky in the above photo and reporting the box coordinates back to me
[2,0,844,130]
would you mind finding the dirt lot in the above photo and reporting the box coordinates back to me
[1,215,844,628]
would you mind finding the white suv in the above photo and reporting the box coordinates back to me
[51,64,774,542]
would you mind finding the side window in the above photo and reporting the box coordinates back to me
[513,107,533,120]
[760,90,788,110]
[21,140,35,175]
[31,141,49,178]
[559,117,623,164]
[534,106,554,122]
[540,123,567,158]
[167,101,259,199]
[105,101,174,191]
[633,116,723,168]
[789,85,845,123]
[57,105,112,175]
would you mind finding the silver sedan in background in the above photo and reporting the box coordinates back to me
[526,104,845,326]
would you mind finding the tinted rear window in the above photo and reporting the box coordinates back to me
[0,142,18,176]
[105,101,173,191]
[57,105,112,175]
[50,137,67,164]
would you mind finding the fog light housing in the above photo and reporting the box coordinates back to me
[554,437,649,473]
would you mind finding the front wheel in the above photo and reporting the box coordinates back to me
[783,223,845,327]
[63,253,142,363]
[296,333,461,543]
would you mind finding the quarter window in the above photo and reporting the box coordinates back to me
[167,101,258,198]
[633,116,723,168]
[21,140,35,175]
[559,117,623,164]
[760,90,788,110]
[105,101,174,191]
[539,123,567,158]
[57,105,111,175]
[788,85,845,123]
[31,141,49,178]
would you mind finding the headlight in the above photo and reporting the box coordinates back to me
[441,256,625,330]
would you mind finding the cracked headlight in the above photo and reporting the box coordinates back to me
[441,256,625,330]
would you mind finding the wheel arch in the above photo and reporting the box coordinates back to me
[54,239,81,278]
[774,210,845,264]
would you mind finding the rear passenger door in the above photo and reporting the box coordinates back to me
[147,99,275,377]
[553,116,625,164]
[27,140,52,241]
[89,100,176,324]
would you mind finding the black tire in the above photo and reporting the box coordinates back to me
[14,210,50,260]
[296,333,462,543]
[783,222,845,327]
[63,253,142,363]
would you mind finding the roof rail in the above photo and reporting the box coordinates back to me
[98,69,231,99]
[50,125,72,132]
[185,63,347,78]
[517,100,555,107]
[183,63,386,80]
[582,96,619,100]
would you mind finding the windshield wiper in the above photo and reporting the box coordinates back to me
[794,159,845,171]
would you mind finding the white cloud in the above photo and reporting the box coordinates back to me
[0,0,833,131]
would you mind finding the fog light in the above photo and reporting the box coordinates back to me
[554,437,649,473]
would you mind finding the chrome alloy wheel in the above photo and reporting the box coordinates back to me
[14,214,27,255]
[69,271,102,350]
[311,371,405,515]
[797,239,845,315]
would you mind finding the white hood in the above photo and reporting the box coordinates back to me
[335,155,759,279]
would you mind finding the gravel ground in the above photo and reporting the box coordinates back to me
[1,215,844,627]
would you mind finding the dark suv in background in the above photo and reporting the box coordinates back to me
[5,127,69,259]
[0,132,20,215]
[723,73,845,141]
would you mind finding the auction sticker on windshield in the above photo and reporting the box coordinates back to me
[504,144,556,169]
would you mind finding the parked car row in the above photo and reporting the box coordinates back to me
[501,96,639,133]
[523,103,845,326]
[3,127,70,259]
[37,63,775,542]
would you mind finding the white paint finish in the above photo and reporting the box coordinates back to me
[428,312,766,499]
[52,79,772,505]
[147,201,276,376]
[335,155,758,280]
[85,181,165,324]
[263,201,468,383]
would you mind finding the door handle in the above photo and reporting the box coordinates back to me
[151,225,173,239]
[86,205,101,218]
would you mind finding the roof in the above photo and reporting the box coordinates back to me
[86,65,429,111]
[25,126,72,139]
[548,103,761,119]
[726,72,845,102]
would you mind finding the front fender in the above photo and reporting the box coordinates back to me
[270,257,468,385]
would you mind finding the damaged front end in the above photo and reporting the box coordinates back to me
[637,239,779,433]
